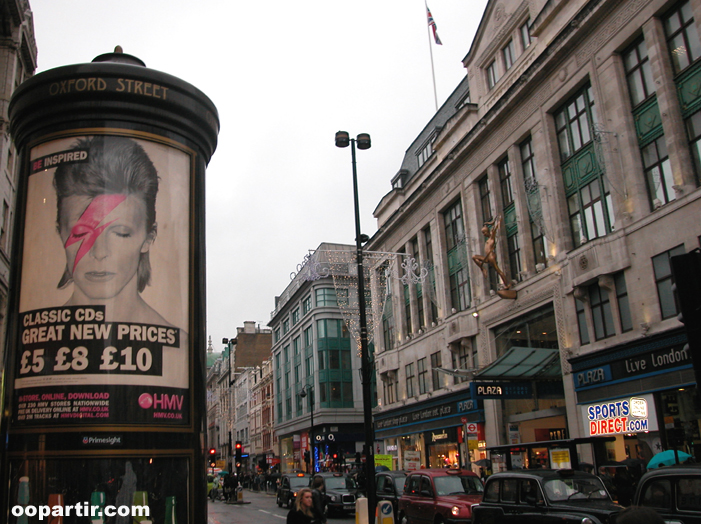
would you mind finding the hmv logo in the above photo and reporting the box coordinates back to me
[138,392,183,410]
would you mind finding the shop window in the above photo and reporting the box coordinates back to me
[652,244,685,319]
[430,351,442,390]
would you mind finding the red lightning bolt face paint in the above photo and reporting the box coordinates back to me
[64,194,127,272]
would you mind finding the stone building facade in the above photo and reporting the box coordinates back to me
[367,0,701,471]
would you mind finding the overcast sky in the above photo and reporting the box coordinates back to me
[29,0,488,353]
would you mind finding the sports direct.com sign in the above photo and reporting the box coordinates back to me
[580,393,658,437]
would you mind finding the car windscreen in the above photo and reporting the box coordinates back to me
[543,477,610,502]
[325,477,356,490]
[290,477,309,489]
[433,475,484,496]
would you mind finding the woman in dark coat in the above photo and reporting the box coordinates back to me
[287,488,319,524]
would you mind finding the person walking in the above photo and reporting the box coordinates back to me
[287,488,320,524]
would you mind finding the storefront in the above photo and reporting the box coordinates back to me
[570,328,700,464]
[374,389,484,470]
[278,424,365,473]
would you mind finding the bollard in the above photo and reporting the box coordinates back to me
[376,501,395,524]
[356,496,369,524]
[237,486,244,502]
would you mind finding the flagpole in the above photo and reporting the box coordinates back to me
[425,1,439,112]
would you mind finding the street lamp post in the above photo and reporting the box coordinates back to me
[299,385,315,473]
[335,131,376,522]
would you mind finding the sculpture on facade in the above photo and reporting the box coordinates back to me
[472,215,517,300]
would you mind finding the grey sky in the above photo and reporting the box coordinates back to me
[29,0,488,351]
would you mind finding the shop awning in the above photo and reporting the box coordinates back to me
[473,347,561,380]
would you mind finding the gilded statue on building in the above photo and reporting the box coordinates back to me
[472,215,517,300]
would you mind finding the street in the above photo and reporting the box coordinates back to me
[207,488,357,524]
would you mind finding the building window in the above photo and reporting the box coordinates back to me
[575,296,590,345]
[664,1,701,75]
[274,327,280,343]
[520,137,547,267]
[292,308,300,326]
[404,284,412,335]
[304,325,313,348]
[456,90,471,109]
[0,201,9,253]
[382,274,395,351]
[444,200,470,312]
[424,226,438,323]
[302,295,312,315]
[451,340,477,385]
[520,19,531,49]
[614,272,633,333]
[624,37,655,107]
[556,85,614,247]
[487,60,499,89]
[479,176,492,222]
[589,283,615,340]
[417,136,436,168]
[642,136,675,208]
[503,39,515,71]
[316,288,337,307]
[499,157,514,208]
[417,357,428,395]
[383,373,397,405]
[507,234,522,283]
[555,84,596,162]
[685,109,701,184]
[430,351,442,391]
[405,362,415,398]
[282,318,290,335]
[653,244,686,320]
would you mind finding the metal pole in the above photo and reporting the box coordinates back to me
[350,138,376,522]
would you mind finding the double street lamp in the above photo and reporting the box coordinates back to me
[335,131,376,522]
[299,384,315,473]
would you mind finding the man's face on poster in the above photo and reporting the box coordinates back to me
[59,194,154,301]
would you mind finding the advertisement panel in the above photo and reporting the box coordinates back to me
[580,393,659,437]
[12,133,191,427]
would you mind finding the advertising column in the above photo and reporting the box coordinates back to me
[1,50,218,523]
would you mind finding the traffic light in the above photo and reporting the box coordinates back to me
[304,450,310,463]
[235,441,243,463]
[208,447,216,457]
[332,453,338,465]
[671,249,701,388]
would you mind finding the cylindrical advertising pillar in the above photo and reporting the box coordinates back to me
[1,49,218,523]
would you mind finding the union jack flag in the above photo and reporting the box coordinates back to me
[426,5,442,45]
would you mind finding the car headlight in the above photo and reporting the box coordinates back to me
[329,495,337,502]
[451,506,460,517]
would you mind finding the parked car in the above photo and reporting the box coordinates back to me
[398,468,483,524]
[312,471,359,516]
[633,464,701,524]
[376,470,408,516]
[471,469,622,524]
[276,472,311,509]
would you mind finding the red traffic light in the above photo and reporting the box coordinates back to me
[235,442,242,449]
[209,448,216,455]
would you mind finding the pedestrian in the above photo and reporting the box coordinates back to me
[287,488,320,524]
[310,476,327,524]
[616,506,664,524]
